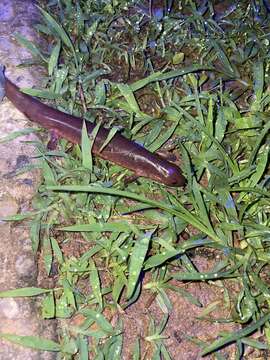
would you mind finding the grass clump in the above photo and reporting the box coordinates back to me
[1,1,270,359]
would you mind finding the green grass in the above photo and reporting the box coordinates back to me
[1,1,270,359]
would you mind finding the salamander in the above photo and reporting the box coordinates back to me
[0,66,185,187]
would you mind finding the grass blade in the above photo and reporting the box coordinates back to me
[81,120,92,171]
[37,5,78,68]
[46,185,221,242]
[14,33,47,62]
[60,222,131,233]
[126,231,152,299]
[201,313,270,356]
[130,65,212,91]
[0,287,51,298]
[0,334,61,352]
[48,40,61,76]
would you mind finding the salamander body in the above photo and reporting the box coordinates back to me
[0,66,185,187]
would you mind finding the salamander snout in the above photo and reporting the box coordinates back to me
[163,164,186,187]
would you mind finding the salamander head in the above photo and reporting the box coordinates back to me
[149,159,186,187]
[162,164,186,187]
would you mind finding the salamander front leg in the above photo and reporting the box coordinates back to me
[47,129,60,150]
[123,174,140,186]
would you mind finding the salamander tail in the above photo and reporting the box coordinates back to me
[0,65,6,102]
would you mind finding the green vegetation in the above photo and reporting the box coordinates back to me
[1,0,270,358]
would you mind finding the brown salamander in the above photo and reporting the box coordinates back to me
[0,66,185,187]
